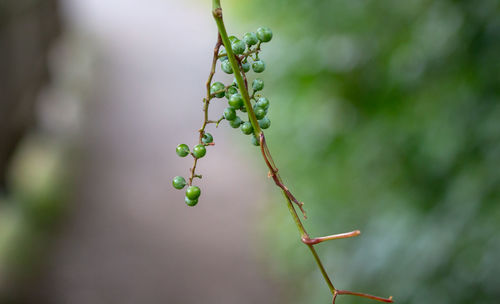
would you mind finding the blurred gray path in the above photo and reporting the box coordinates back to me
[28,1,281,303]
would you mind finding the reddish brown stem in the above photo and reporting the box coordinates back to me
[302,230,361,245]
[335,290,393,303]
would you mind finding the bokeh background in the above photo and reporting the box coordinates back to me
[1,0,499,304]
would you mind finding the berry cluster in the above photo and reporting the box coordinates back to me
[172,27,273,206]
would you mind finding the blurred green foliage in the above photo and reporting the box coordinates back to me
[230,1,500,303]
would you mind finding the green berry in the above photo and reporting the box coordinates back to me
[224,107,237,121]
[258,117,271,129]
[172,176,187,190]
[252,78,264,91]
[210,82,225,98]
[256,97,270,110]
[226,86,238,98]
[241,122,253,135]
[228,35,238,43]
[229,93,243,108]
[256,27,273,42]
[232,40,246,55]
[252,60,266,73]
[192,144,206,158]
[185,196,198,207]
[251,134,260,146]
[229,116,243,128]
[243,32,259,46]
[241,61,250,72]
[186,185,201,200]
[202,132,213,144]
[176,144,190,157]
[221,60,233,74]
[254,107,266,120]
[218,48,227,61]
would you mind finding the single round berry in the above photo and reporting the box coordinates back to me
[229,93,243,109]
[226,86,238,99]
[228,35,238,43]
[172,176,186,190]
[224,107,237,121]
[185,196,198,207]
[256,97,270,110]
[229,116,243,128]
[202,132,213,144]
[241,122,253,135]
[192,144,206,158]
[251,134,260,146]
[256,27,273,42]
[254,107,266,120]
[221,60,233,74]
[252,60,266,73]
[243,32,259,46]
[258,117,271,129]
[218,48,227,61]
[232,40,246,55]
[252,78,264,91]
[186,186,201,200]
[176,144,190,157]
[241,61,250,72]
[210,82,225,98]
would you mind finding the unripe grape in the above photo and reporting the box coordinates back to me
[176,144,190,157]
[229,116,243,128]
[243,32,259,46]
[256,97,270,110]
[232,40,246,55]
[224,107,237,121]
[252,60,266,73]
[221,60,233,74]
[258,117,271,129]
[192,144,206,158]
[228,93,243,109]
[252,78,264,91]
[186,186,201,200]
[202,133,213,144]
[210,82,225,98]
[172,176,186,189]
[241,122,253,135]
[256,27,273,42]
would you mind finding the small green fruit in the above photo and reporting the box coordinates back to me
[256,97,270,110]
[172,176,186,189]
[232,40,246,55]
[210,82,225,98]
[241,122,253,135]
[252,60,266,73]
[243,32,259,46]
[185,196,198,207]
[229,116,243,128]
[176,144,190,157]
[251,134,260,146]
[226,86,238,99]
[241,61,250,72]
[221,60,233,74]
[254,107,266,120]
[202,133,213,144]
[228,93,243,109]
[258,117,271,129]
[224,107,237,121]
[256,27,273,42]
[186,186,201,200]
[252,78,264,91]
[192,144,206,158]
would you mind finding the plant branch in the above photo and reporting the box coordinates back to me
[211,2,393,303]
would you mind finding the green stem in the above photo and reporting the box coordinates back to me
[212,1,261,137]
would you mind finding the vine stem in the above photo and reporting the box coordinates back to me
[210,1,393,303]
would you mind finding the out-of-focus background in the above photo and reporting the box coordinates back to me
[1,0,499,304]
